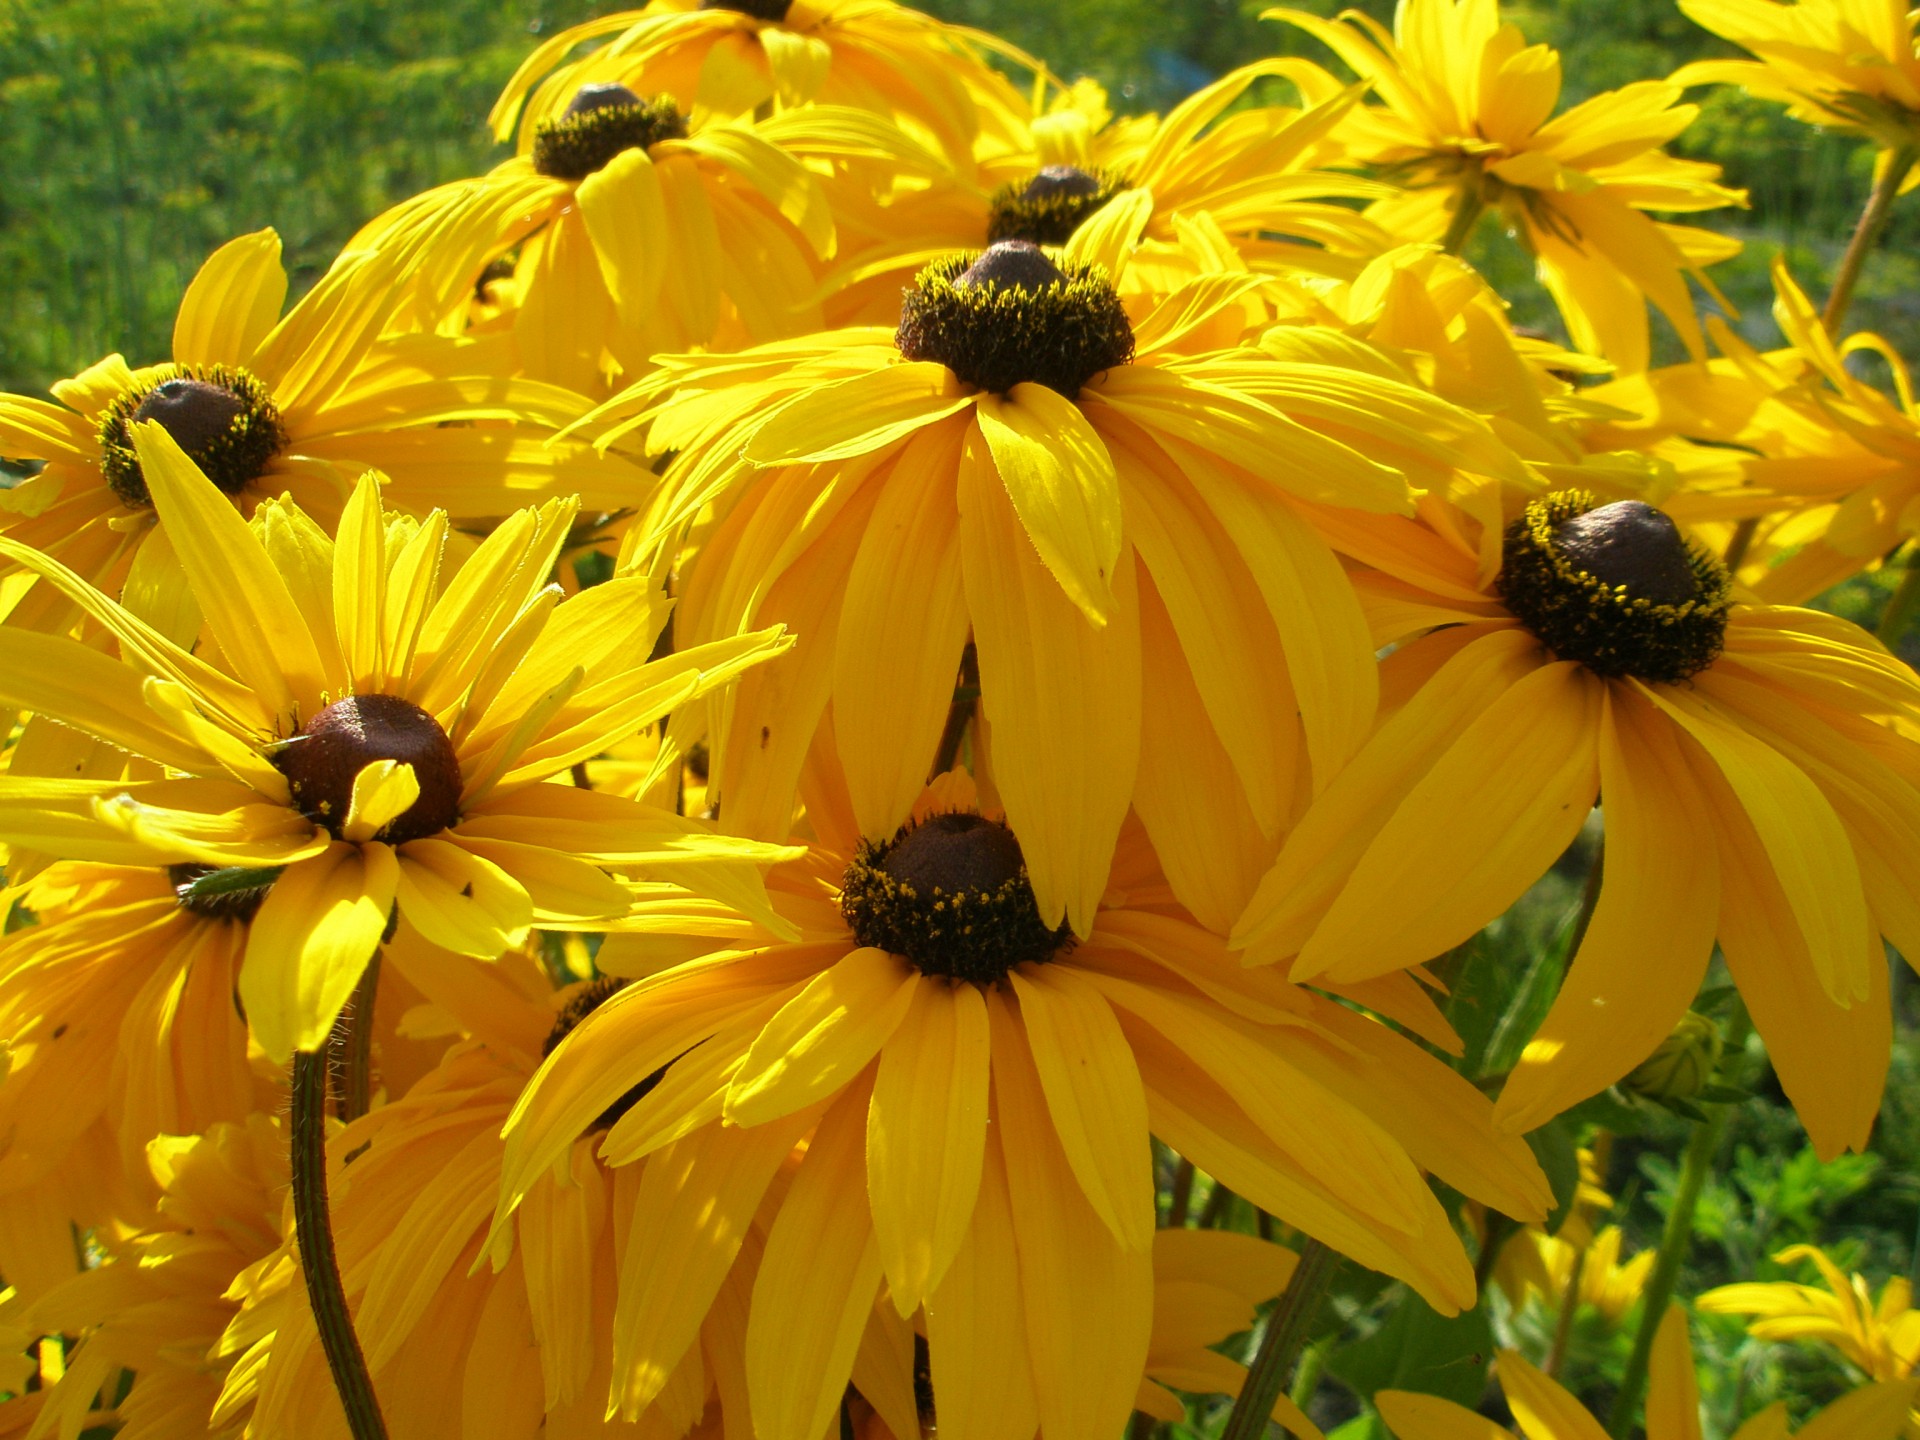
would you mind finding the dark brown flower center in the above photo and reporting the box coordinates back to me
[896,243,1134,399]
[544,976,670,1131]
[1498,493,1730,684]
[839,812,1069,984]
[702,0,793,19]
[272,695,463,845]
[532,86,688,180]
[987,165,1129,247]
[97,364,286,508]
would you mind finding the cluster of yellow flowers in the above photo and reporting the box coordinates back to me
[0,0,1919,1436]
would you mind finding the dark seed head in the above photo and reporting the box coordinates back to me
[273,694,463,846]
[543,976,670,1131]
[1550,501,1700,608]
[839,812,1069,984]
[532,90,688,180]
[957,240,1067,294]
[1498,492,1730,684]
[96,364,287,507]
[701,0,794,18]
[565,82,644,118]
[987,166,1129,247]
[896,249,1134,399]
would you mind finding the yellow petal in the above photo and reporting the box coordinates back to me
[132,421,325,728]
[577,146,669,327]
[1008,965,1154,1251]
[0,629,209,774]
[1375,1390,1513,1440]
[172,229,288,367]
[1792,1380,1920,1440]
[973,387,1121,626]
[724,946,917,1128]
[332,471,389,693]
[393,838,532,959]
[1496,686,1720,1134]
[341,760,420,844]
[240,842,398,1062]
[1645,1305,1703,1440]
[745,1085,884,1440]
[867,977,991,1314]
[746,364,975,465]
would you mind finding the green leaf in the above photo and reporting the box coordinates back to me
[1325,1290,1494,1412]
[1525,1115,1582,1236]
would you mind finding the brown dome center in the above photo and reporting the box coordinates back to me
[273,695,463,845]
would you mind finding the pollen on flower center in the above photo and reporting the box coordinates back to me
[895,240,1135,398]
[544,976,669,1131]
[838,812,1070,984]
[272,694,464,846]
[987,165,1129,246]
[701,0,794,19]
[1497,493,1731,684]
[97,365,287,508]
[532,84,689,180]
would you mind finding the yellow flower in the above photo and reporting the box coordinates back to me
[1378,1304,1919,1440]
[17,1117,288,1440]
[1700,1244,1920,1384]
[1675,0,1920,170]
[0,229,633,637]
[356,98,841,396]
[490,0,1041,170]
[1272,0,1746,372]
[0,436,794,1062]
[586,233,1520,936]
[1499,1225,1655,1326]
[1233,489,1920,1158]
[498,771,1549,1440]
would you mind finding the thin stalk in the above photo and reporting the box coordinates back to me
[328,955,380,1124]
[1166,1158,1197,1228]
[1441,186,1488,257]
[1544,1246,1589,1379]
[929,644,980,780]
[1286,1339,1328,1416]
[1474,1213,1517,1295]
[1196,1180,1235,1230]
[1220,1239,1341,1440]
[1876,546,1920,648]
[1823,144,1919,335]
[1723,516,1760,572]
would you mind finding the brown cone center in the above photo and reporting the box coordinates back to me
[274,694,463,845]
[880,812,1025,896]
[957,240,1067,295]
[134,379,248,461]
[1021,165,1104,202]
[565,81,643,117]
[1550,500,1700,606]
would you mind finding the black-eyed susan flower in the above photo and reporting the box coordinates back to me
[0,229,637,637]
[1377,1305,1918,1440]
[355,93,845,396]
[489,0,1040,173]
[1700,1244,1920,1387]
[1675,0,1920,164]
[1234,488,1920,1157]
[587,234,1521,936]
[0,431,795,1062]
[497,772,1550,1440]
[1271,0,1746,372]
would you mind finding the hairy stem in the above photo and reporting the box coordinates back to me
[1221,1239,1340,1440]
[328,954,380,1124]
[1441,186,1488,257]
[293,1013,388,1439]
[1824,144,1919,335]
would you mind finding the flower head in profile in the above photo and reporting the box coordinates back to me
[0,431,794,1062]
[1272,0,1746,372]
[1234,489,1920,1158]
[1675,0,1920,168]
[0,229,633,635]
[587,230,1520,937]
[356,92,844,395]
[490,0,1041,170]
[1700,1244,1920,1385]
[1378,1305,1918,1440]
[498,770,1549,1440]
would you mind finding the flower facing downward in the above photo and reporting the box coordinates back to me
[1235,489,1920,1157]
[0,428,796,1062]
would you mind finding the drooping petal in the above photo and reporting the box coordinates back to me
[1645,1305,1704,1440]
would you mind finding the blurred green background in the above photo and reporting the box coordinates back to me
[2,2,1916,1435]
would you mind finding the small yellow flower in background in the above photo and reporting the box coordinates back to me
[1271,0,1746,373]
[490,0,1041,173]
[1496,1146,1655,1326]
[1675,0,1920,172]
[1701,1244,1920,1386]
[1233,489,1919,1158]
[0,434,795,1063]
[1378,1305,1919,1440]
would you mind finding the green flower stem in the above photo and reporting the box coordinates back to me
[329,953,380,1124]
[1823,144,1919,335]
[929,643,980,779]
[1876,546,1920,648]
[1606,1009,1748,1438]
[292,984,388,1440]
[1440,187,1487,257]
[1221,1239,1341,1440]
[1545,1245,1589,1379]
